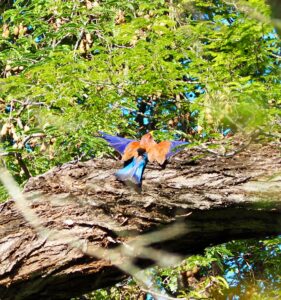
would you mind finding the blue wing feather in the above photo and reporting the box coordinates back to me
[115,153,148,186]
[98,131,136,155]
[166,141,189,159]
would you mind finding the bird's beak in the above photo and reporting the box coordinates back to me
[149,130,154,137]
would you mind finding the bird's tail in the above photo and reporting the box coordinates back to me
[115,153,148,187]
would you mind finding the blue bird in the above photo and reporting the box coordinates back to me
[99,131,188,188]
[116,151,148,187]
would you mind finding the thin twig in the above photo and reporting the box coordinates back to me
[73,29,85,59]
[23,133,46,146]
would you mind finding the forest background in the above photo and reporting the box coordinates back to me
[0,0,281,299]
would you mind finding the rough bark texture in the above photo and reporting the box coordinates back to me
[0,143,281,299]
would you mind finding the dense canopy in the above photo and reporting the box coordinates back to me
[0,0,280,189]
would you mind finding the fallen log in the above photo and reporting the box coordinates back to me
[0,143,280,299]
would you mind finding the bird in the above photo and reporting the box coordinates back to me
[99,131,188,188]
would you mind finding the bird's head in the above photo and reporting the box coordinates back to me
[140,131,156,148]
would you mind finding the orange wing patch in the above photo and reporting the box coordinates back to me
[122,133,169,164]
[147,141,171,165]
[122,141,140,161]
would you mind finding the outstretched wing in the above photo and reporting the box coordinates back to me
[148,140,188,165]
[98,131,136,155]
[166,141,189,159]
[122,141,141,162]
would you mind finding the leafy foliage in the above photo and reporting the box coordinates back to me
[73,237,281,299]
[0,1,281,299]
[0,0,280,198]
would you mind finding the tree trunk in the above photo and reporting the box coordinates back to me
[0,143,281,299]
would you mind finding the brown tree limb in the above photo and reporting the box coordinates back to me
[0,144,281,299]
[15,153,31,179]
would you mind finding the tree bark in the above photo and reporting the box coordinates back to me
[0,143,281,300]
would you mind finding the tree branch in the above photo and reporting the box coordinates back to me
[0,143,280,299]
